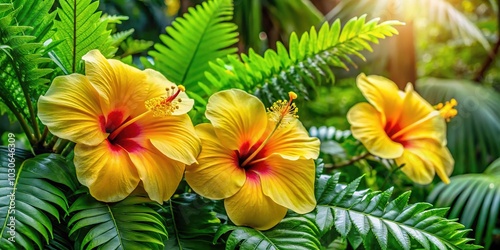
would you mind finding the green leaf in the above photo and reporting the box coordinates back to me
[417,78,500,174]
[52,0,116,73]
[161,193,222,250]
[0,147,71,249]
[315,165,480,249]
[149,0,238,94]
[68,194,167,250]
[205,16,402,108]
[0,1,55,143]
[215,213,322,250]
[428,157,500,249]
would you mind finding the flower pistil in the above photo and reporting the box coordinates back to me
[240,92,298,167]
[109,85,185,140]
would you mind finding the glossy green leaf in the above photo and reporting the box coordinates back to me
[0,147,71,249]
[68,194,167,250]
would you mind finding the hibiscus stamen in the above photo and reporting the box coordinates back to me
[108,85,185,140]
[267,91,299,127]
[240,92,298,167]
[145,85,185,117]
[435,98,458,122]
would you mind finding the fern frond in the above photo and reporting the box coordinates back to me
[0,1,55,144]
[52,0,116,73]
[68,194,167,250]
[148,0,238,93]
[428,157,500,249]
[120,37,153,57]
[0,149,73,249]
[204,16,403,107]
[161,193,222,249]
[111,28,134,47]
[215,214,322,250]
[315,166,480,249]
[328,0,489,49]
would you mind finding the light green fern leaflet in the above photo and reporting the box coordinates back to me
[52,0,116,73]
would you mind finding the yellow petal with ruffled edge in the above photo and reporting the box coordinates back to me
[265,119,320,160]
[252,154,316,214]
[185,124,246,199]
[74,141,140,202]
[347,103,404,159]
[205,89,268,151]
[129,140,185,203]
[38,74,107,146]
[397,139,454,184]
[139,114,200,165]
[82,50,149,116]
[224,173,287,230]
[356,74,404,126]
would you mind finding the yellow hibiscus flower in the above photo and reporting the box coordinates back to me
[347,73,456,184]
[185,89,320,230]
[38,50,200,203]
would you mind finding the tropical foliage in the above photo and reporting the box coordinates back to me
[0,0,496,249]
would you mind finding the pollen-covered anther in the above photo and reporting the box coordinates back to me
[267,92,299,127]
[435,98,458,122]
[145,85,185,117]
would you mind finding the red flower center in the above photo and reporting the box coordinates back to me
[99,110,142,153]
[236,140,268,170]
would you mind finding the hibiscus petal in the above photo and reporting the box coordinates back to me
[185,124,246,199]
[398,140,454,184]
[266,119,320,160]
[38,74,106,146]
[128,141,185,203]
[434,147,454,184]
[224,173,287,230]
[140,114,200,165]
[252,155,316,214]
[347,103,404,159]
[356,73,404,125]
[205,89,268,150]
[82,50,149,116]
[144,69,194,115]
[393,84,447,145]
[397,148,435,185]
[75,141,140,202]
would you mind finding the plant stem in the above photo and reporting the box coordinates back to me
[46,135,59,150]
[329,152,370,168]
[54,139,70,154]
[61,142,75,157]
[0,95,36,144]
[40,126,49,144]
[474,0,500,82]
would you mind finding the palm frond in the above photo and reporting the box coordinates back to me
[51,0,116,73]
[314,160,480,249]
[0,1,55,143]
[202,16,402,108]
[161,193,222,249]
[0,148,74,249]
[327,0,490,49]
[68,194,167,250]
[428,157,500,249]
[148,0,238,93]
[417,78,500,174]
